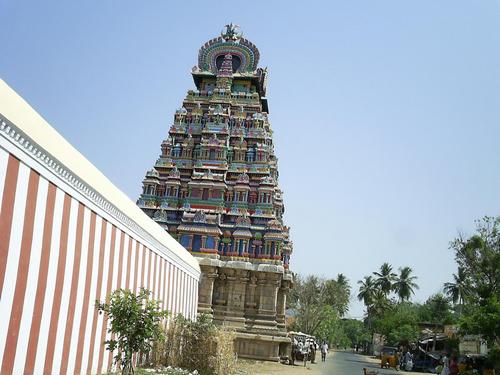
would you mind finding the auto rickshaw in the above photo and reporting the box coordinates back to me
[380,346,398,369]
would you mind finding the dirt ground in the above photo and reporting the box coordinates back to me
[237,358,321,375]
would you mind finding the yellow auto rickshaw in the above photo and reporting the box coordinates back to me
[380,346,398,369]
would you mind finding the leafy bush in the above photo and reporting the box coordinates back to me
[96,288,168,375]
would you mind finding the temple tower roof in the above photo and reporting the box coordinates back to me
[192,24,268,99]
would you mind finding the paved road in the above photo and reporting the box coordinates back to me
[310,351,414,375]
[239,351,426,375]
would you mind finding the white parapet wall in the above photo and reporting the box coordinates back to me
[0,79,200,375]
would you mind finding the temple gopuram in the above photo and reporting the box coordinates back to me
[137,24,293,360]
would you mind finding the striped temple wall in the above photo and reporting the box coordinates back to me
[0,80,201,375]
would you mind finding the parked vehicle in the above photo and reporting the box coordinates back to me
[380,346,398,369]
[285,332,317,366]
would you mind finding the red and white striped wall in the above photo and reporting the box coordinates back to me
[0,80,200,374]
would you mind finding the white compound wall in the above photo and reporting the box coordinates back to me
[0,80,200,375]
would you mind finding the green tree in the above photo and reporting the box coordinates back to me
[443,267,470,305]
[393,266,419,301]
[449,216,500,364]
[418,293,455,325]
[369,289,391,318]
[324,275,351,317]
[336,273,350,290]
[358,265,419,352]
[373,262,396,295]
[372,302,420,346]
[459,295,500,350]
[357,276,376,307]
[335,319,370,349]
[96,288,168,375]
[450,216,500,300]
[288,274,351,335]
[314,305,340,343]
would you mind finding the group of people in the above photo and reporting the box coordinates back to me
[305,339,330,364]
[289,337,329,365]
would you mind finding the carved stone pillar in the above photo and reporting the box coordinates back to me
[256,275,268,314]
[255,272,280,330]
[212,271,227,324]
[276,281,289,330]
[197,265,217,317]
[221,268,247,328]
[263,276,280,313]
[228,269,248,312]
[245,273,258,310]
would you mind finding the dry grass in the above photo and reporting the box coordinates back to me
[147,315,238,375]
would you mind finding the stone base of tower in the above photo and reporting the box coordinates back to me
[234,332,290,361]
[196,256,292,361]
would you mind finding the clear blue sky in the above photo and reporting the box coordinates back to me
[1,0,499,318]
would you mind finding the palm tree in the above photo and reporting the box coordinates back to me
[336,273,349,289]
[357,276,376,307]
[443,267,469,308]
[335,273,351,317]
[393,266,419,301]
[373,262,396,295]
[370,289,391,317]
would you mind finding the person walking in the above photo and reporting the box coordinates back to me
[309,340,317,364]
[404,351,413,371]
[321,341,329,362]
[449,355,459,375]
[440,353,450,375]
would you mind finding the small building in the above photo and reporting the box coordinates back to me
[459,335,488,356]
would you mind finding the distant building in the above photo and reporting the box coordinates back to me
[459,335,488,356]
[137,24,293,360]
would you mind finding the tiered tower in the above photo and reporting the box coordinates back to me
[137,24,292,360]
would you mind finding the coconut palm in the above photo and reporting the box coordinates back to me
[373,262,396,295]
[323,275,351,317]
[443,267,470,306]
[336,273,349,289]
[393,266,419,301]
[357,276,376,307]
[336,273,351,317]
[370,289,391,317]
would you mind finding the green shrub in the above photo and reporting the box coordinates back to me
[96,288,168,375]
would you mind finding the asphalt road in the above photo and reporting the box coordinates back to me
[239,350,427,375]
[312,351,413,375]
